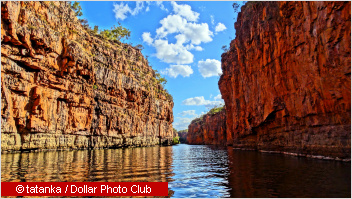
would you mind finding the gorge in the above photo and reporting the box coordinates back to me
[1,1,350,198]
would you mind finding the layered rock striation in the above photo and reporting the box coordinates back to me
[1,1,174,152]
[187,107,226,145]
[219,1,351,158]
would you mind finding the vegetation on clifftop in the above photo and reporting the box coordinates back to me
[191,105,225,124]
[69,1,173,102]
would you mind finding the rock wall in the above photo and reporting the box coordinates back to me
[1,1,174,152]
[187,108,226,145]
[177,130,187,143]
[219,1,351,158]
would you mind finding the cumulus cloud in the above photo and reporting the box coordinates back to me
[198,59,222,78]
[161,65,193,78]
[182,96,224,107]
[153,39,194,64]
[113,2,132,21]
[156,15,213,45]
[214,94,224,104]
[185,44,203,51]
[182,23,213,45]
[215,22,227,33]
[173,117,195,130]
[155,1,168,12]
[179,110,197,117]
[214,94,222,101]
[142,32,153,45]
[156,15,188,38]
[113,1,167,21]
[141,2,213,70]
[130,1,144,15]
[171,1,199,22]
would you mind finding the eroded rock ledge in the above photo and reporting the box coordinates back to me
[1,1,175,152]
[219,1,351,158]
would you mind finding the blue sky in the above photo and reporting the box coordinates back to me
[79,1,244,130]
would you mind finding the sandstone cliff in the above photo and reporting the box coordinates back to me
[177,129,187,143]
[1,1,174,152]
[187,107,226,145]
[219,1,351,158]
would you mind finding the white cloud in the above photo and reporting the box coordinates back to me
[185,44,203,51]
[130,1,144,15]
[214,94,222,101]
[141,2,213,68]
[173,117,195,130]
[156,15,213,45]
[142,32,153,45]
[182,23,213,45]
[113,1,167,21]
[156,15,188,38]
[155,1,168,12]
[213,94,224,104]
[210,15,215,25]
[215,22,227,33]
[198,59,222,78]
[113,2,131,21]
[179,110,197,117]
[182,96,224,107]
[161,65,193,78]
[153,39,194,64]
[171,2,199,22]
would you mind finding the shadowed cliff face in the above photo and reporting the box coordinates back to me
[1,1,174,151]
[219,1,351,158]
[177,130,187,143]
[187,108,227,145]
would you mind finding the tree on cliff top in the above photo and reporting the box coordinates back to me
[100,23,131,42]
[70,2,130,42]
[232,2,240,13]
[71,1,83,16]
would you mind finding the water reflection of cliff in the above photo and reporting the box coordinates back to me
[1,146,174,183]
[226,148,351,198]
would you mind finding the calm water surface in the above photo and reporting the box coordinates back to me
[1,144,350,197]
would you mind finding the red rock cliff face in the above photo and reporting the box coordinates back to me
[219,1,351,158]
[187,108,226,145]
[1,1,174,152]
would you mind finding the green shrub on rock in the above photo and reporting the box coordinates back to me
[173,136,180,145]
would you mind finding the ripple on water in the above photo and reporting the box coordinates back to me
[1,144,350,197]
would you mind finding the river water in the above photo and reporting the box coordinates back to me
[1,144,350,197]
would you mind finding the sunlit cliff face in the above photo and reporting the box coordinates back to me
[1,1,174,152]
[219,1,350,158]
[187,108,227,145]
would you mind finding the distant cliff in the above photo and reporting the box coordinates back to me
[1,1,174,152]
[187,107,227,145]
[177,129,187,143]
[219,1,351,158]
